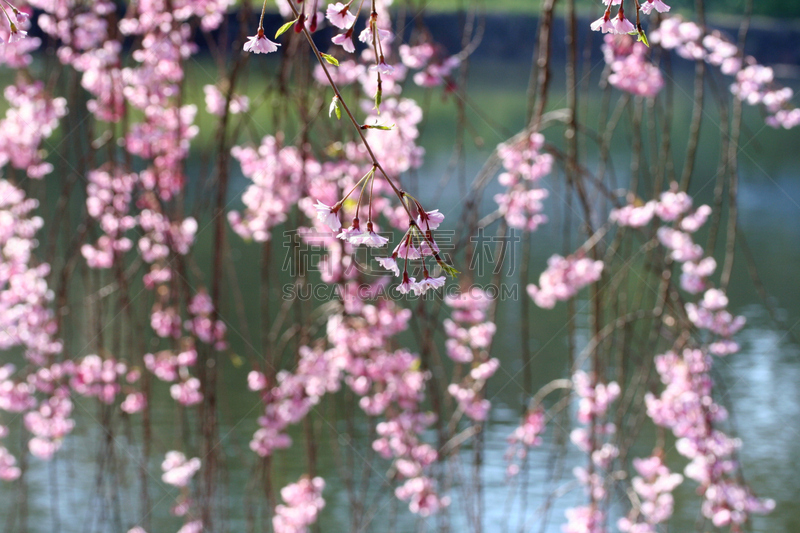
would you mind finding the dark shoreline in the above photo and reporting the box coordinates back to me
[228,12,800,69]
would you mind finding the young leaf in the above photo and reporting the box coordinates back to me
[329,96,341,120]
[638,29,649,47]
[275,18,298,38]
[437,260,460,278]
[320,53,340,67]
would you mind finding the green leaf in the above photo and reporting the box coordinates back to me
[374,88,382,114]
[370,124,395,131]
[275,18,297,38]
[321,53,340,67]
[638,29,649,47]
[437,261,460,278]
[329,96,341,120]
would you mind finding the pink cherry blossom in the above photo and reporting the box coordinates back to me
[273,476,326,533]
[527,254,603,309]
[332,31,355,53]
[376,256,400,276]
[121,392,146,414]
[161,451,201,487]
[353,229,389,248]
[248,371,268,391]
[358,26,392,46]
[170,378,203,406]
[203,84,249,116]
[244,31,280,54]
[645,349,774,525]
[505,408,546,476]
[0,446,21,481]
[590,15,615,34]
[397,274,416,295]
[612,14,635,35]
[603,35,664,97]
[326,3,356,29]
[610,200,657,227]
[412,275,446,295]
[0,82,67,179]
[314,200,342,231]
[177,521,203,533]
[640,0,670,14]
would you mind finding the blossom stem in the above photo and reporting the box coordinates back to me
[340,165,376,206]
[368,169,376,222]
[0,4,13,27]
[258,0,269,30]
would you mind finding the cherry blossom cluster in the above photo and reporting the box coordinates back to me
[618,455,683,533]
[333,300,446,515]
[591,0,670,37]
[443,289,498,421]
[527,254,604,309]
[63,355,143,414]
[326,2,358,54]
[31,0,227,396]
[504,408,546,477]
[144,343,202,407]
[81,168,137,269]
[310,159,450,296]
[9,2,227,506]
[685,288,746,356]
[229,136,305,242]
[138,208,198,264]
[161,450,203,529]
[248,345,343,456]
[646,349,774,528]
[0,82,68,179]
[24,389,74,460]
[162,450,201,487]
[611,184,714,294]
[326,0,395,84]
[203,84,250,117]
[273,476,326,533]
[119,1,205,201]
[185,290,228,350]
[564,370,621,533]
[305,78,448,292]
[0,2,35,63]
[240,4,451,510]
[36,1,122,122]
[394,472,450,517]
[242,0,454,293]
[651,17,799,129]
[247,294,446,515]
[602,34,664,97]
[1,364,28,479]
[70,355,127,404]
[2,361,74,463]
[399,43,461,89]
[0,179,62,364]
[0,178,74,464]
[612,184,775,526]
[494,131,552,233]
[0,443,20,481]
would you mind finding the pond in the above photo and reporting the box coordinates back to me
[2,44,800,533]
